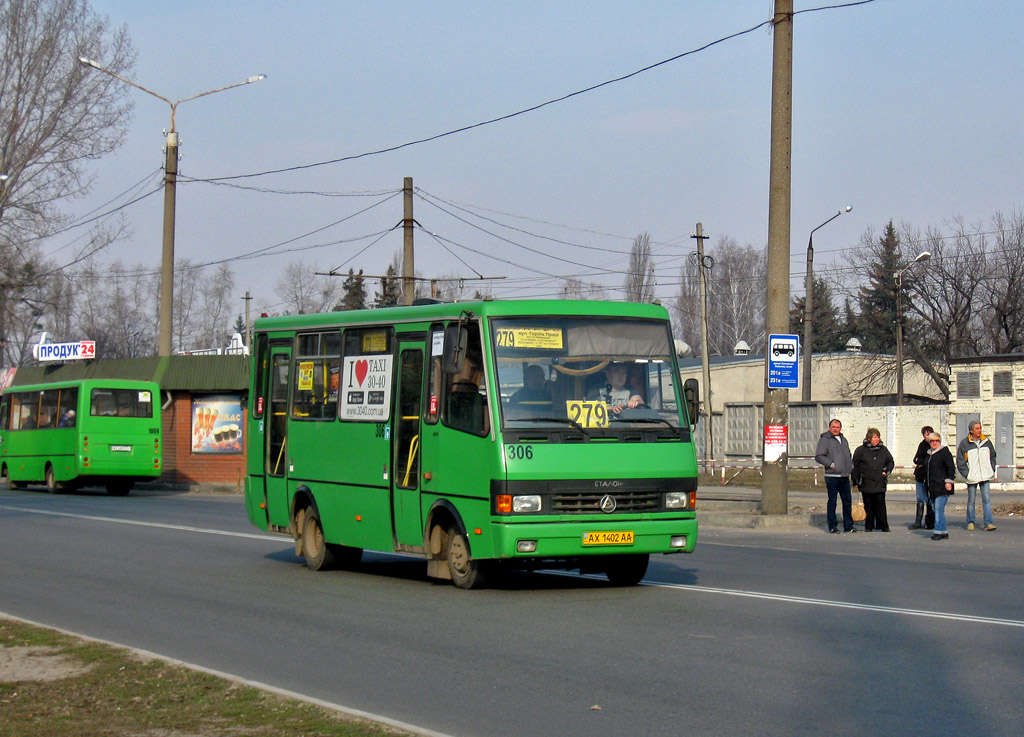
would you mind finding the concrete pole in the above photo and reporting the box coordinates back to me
[158,131,179,356]
[761,0,794,515]
[403,177,414,305]
[802,236,814,402]
[243,290,252,352]
[692,223,714,470]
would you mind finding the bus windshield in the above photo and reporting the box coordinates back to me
[89,388,155,418]
[492,316,683,430]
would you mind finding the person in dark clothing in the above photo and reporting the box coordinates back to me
[814,418,856,533]
[852,427,895,532]
[911,425,937,530]
[923,432,956,540]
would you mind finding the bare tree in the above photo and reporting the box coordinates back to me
[69,259,155,358]
[677,237,767,356]
[561,276,609,301]
[623,232,656,303]
[983,210,1024,353]
[0,0,135,362]
[275,259,342,314]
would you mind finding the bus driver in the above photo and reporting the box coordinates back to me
[589,362,643,415]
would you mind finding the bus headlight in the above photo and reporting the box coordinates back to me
[665,492,689,509]
[512,495,542,513]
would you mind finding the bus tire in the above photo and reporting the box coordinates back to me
[302,510,337,571]
[446,526,485,589]
[45,465,63,494]
[106,481,132,496]
[604,554,649,586]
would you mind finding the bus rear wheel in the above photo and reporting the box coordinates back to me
[302,510,337,571]
[45,465,63,494]
[604,554,649,586]
[446,527,485,589]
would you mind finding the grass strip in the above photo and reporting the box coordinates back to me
[0,618,412,737]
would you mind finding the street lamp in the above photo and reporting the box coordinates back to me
[895,250,931,405]
[78,58,265,356]
[802,205,851,402]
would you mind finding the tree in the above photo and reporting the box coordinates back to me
[338,268,367,311]
[274,259,341,314]
[677,236,767,355]
[623,232,656,303]
[561,276,608,301]
[790,275,846,353]
[853,221,904,355]
[0,0,135,363]
[373,264,400,308]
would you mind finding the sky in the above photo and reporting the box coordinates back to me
[55,0,1024,341]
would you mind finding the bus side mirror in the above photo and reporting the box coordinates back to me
[442,326,468,374]
[683,378,700,430]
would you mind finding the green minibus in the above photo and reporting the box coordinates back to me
[244,299,699,588]
[0,379,162,495]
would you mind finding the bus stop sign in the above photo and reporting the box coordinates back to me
[767,334,799,389]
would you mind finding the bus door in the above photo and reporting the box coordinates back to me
[264,347,292,527]
[391,340,426,548]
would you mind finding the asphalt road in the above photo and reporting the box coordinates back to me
[1,487,1022,737]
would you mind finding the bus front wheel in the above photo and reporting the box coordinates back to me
[302,511,337,571]
[446,527,485,589]
[2,466,20,490]
[604,554,649,586]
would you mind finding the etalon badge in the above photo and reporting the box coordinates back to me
[600,494,617,513]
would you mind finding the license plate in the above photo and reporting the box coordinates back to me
[110,445,132,452]
[582,531,634,546]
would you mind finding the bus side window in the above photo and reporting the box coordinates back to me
[425,326,443,425]
[443,322,489,436]
[0,397,8,430]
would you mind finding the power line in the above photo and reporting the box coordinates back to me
[180,2,876,184]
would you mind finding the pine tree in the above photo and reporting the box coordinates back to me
[339,269,367,311]
[373,265,400,308]
[855,221,903,354]
[790,276,845,353]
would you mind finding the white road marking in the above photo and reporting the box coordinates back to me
[6,503,1023,629]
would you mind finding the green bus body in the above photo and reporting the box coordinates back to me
[244,299,699,587]
[0,379,162,495]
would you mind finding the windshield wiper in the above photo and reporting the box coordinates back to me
[614,416,683,436]
[507,416,590,436]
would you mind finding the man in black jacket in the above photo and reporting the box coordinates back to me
[815,418,856,534]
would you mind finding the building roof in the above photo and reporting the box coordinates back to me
[6,355,248,392]
[948,354,1024,365]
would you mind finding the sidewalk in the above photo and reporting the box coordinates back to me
[698,484,1024,529]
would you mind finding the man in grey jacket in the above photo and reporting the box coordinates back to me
[956,421,997,531]
[815,418,856,533]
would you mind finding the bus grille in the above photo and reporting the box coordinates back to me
[552,490,660,513]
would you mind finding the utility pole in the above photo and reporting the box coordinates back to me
[403,176,415,305]
[159,131,179,356]
[242,290,252,351]
[761,0,794,515]
[691,223,714,470]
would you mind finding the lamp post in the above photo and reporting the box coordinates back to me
[895,250,931,405]
[78,58,265,356]
[802,205,851,402]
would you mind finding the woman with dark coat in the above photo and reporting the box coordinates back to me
[911,425,937,530]
[852,427,895,532]
[924,432,956,540]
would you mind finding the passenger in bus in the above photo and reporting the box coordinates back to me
[509,365,551,406]
[37,411,55,429]
[20,406,37,429]
[589,362,643,414]
[58,410,76,428]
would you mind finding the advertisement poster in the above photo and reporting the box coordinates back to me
[192,395,244,454]
[339,355,392,421]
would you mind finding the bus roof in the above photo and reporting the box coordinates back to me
[3,378,161,394]
[254,299,671,333]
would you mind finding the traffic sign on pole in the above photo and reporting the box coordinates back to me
[767,333,799,389]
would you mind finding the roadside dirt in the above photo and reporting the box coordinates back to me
[0,644,93,683]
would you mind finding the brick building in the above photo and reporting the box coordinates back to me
[5,355,248,489]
